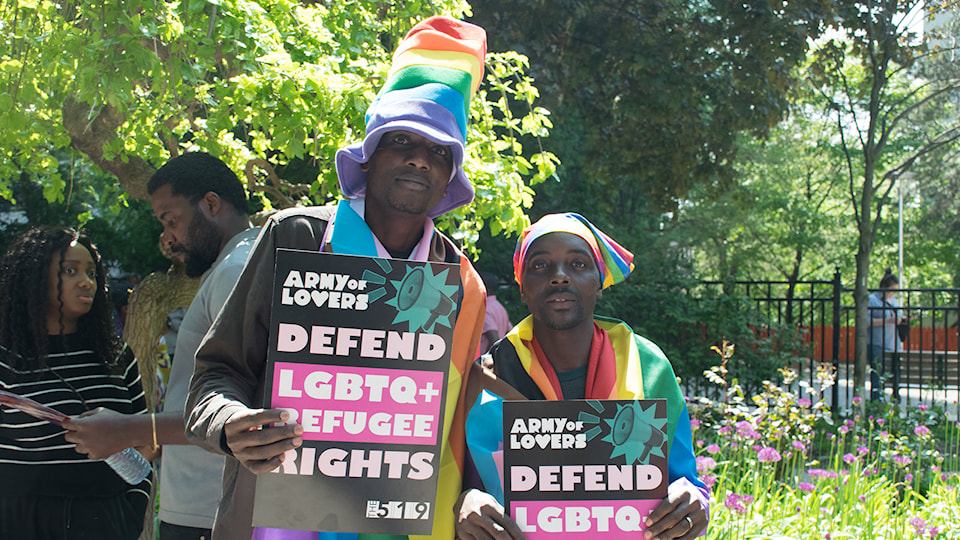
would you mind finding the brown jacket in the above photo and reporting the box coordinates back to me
[185,205,486,540]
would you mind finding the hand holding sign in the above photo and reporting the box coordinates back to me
[224,408,303,474]
[455,489,526,540]
[642,479,707,540]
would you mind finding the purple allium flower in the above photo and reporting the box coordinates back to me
[808,468,824,478]
[894,455,913,467]
[702,473,717,488]
[919,404,929,411]
[858,494,866,502]
[845,419,855,428]
[910,516,928,536]
[731,442,739,449]
[696,439,705,447]
[839,425,849,435]
[757,447,782,463]
[843,453,857,464]
[930,526,940,538]
[696,456,718,473]
[798,482,815,493]
[915,425,931,436]
[792,441,806,452]
[752,444,763,453]
[690,419,702,429]
[906,473,915,482]
[853,396,862,404]
[857,446,868,455]
[719,425,733,435]
[723,493,754,515]
[799,398,812,407]
[706,444,721,454]
[878,418,886,426]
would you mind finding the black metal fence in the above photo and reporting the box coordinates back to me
[693,271,960,413]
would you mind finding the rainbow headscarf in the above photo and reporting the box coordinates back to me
[513,212,634,291]
[335,16,487,218]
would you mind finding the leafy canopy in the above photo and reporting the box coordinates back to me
[0,0,557,244]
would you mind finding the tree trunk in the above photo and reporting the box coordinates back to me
[853,163,877,406]
[61,97,155,200]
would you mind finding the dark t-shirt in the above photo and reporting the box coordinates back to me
[556,363,588,400]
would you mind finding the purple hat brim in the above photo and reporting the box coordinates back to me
[335,118,474,218]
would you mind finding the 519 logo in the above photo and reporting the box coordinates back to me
[366,500,431,520]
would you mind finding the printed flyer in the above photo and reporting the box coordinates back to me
[503,399,668,539]
[252,249,460,534]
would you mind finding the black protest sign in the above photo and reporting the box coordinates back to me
[252,249,459,534]
[503,399,668,539]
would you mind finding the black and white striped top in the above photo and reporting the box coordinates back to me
[0,334,151,498]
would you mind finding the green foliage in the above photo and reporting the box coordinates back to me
[801,0,960,396]
[471,0,838,214]
[693,352,960,538]
[0,1,556,243]
[0,154,166,276]
[675,115,855,283]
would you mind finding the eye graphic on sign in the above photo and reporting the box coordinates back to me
[386,266,459,333]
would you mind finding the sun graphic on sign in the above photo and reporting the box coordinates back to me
[384,265,459,333]
[598,401,668,464]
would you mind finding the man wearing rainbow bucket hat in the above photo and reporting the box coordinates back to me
[459,213,709,540]
[185,16,489,540]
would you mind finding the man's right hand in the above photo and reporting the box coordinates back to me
[454,489,526,540]
[224,408,303,474]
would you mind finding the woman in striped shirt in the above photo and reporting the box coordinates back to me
[0,227,152,539]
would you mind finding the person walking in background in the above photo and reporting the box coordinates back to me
[147,152,258,540]
[867,268,906,401]
[0,227,152,539]
[478,271,513,356]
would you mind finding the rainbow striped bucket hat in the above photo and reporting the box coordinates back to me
[335,16,487,218]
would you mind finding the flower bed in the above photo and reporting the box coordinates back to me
[691,342,960,539]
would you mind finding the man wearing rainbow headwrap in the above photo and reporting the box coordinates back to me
[184,16,488,540]
[458,213,708,540]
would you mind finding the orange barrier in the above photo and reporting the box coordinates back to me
[801,326,959,362]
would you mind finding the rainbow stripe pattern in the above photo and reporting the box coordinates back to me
[336,16,487,218]
[513,213,636,290]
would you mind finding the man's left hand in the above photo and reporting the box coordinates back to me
[643,479,707,539]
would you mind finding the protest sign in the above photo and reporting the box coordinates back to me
[503,399,668,539]
[252,249,459,534]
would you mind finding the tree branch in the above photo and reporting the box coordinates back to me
[61,97,155,200]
